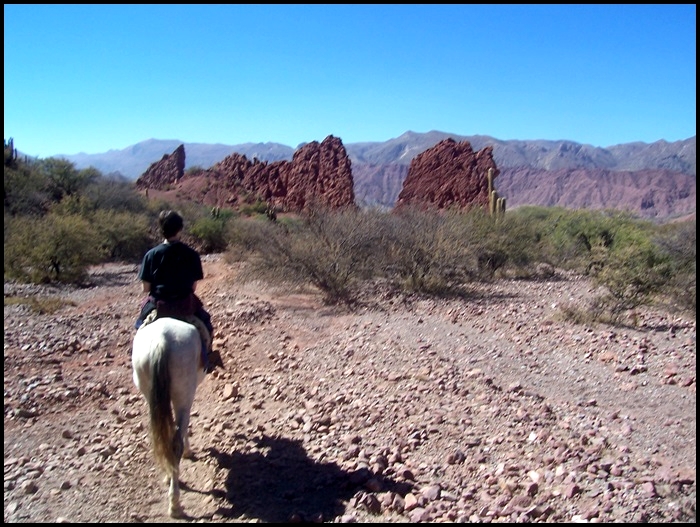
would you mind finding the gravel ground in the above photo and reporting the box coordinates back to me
[3,255,696,523]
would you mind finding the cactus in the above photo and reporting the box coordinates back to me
[4,137,18,166]
[486,167,506,218]
[496,197,506,215]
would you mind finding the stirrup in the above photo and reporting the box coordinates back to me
[207,350,225,372]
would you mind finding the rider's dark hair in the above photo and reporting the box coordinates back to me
[159,210,184,239]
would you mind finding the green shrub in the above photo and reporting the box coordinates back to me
[653,219,696,314]
[593,242,671,323]
[5,213,101,283]
[83,174,149,213]
[91,209,153,262]
[239,198,270,217]
[185,165,205,176]
[37,158,96,201]
[4,162,51,216]
[454,208,530,281]
[189,215,229,254]
[545,209,611,271]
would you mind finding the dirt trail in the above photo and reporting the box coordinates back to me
[4,255,696,523]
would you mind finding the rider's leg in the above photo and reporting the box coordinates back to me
[135,299,156,329]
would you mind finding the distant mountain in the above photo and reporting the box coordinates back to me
[349,132,696,217]
[55,131,696,219]
[346,131,696,174]
[59,138,295,179]
[57,132,697,179]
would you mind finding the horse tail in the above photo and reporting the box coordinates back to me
[148,343,180,476]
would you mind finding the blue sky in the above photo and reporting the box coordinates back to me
[4,4,696,158]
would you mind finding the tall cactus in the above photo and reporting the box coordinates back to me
[4,137,18,166]
[486,167,506,218]
[497,197,506,215]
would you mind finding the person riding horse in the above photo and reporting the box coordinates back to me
[135,209,223,373]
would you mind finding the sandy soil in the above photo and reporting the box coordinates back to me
[4,255,696,523]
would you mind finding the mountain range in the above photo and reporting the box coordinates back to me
[57,131,696,220]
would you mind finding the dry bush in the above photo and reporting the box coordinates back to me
[374,207,475,294]
[226,207,381,304]
[4,295,75,314]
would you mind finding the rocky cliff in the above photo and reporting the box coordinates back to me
[135,135,356,213]
[63,133,695,220]
[134,144,186,190]
[353,163,697,220]
[395,138,499,211]
[133,134,695,220]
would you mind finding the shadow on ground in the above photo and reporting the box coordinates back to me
[208,434,413,522]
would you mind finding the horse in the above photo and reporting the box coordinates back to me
[131,316,206,518]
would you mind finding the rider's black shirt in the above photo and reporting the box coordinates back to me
[138,241,203,301]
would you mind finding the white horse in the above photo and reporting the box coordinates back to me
[132,317,206,518]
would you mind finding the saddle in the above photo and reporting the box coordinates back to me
[141,309,212,356]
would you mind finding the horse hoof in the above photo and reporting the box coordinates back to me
[183,449,195,460]
[169,505,185,518]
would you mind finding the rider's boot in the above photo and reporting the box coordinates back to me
[206,349,224,372]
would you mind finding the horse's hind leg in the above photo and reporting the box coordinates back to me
[168,428,185,518]
[175,405,195,459]
[183,435,194,459]
[168,467,183,518]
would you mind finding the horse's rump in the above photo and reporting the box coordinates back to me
[132,317,204,401]
[140,310,211,358]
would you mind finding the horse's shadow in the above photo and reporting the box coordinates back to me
[193,434,413,523]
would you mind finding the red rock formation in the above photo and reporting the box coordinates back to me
[395,138,500,212]
[134,144,185,190]
[135,135,356,213]
[282,135,356,212]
